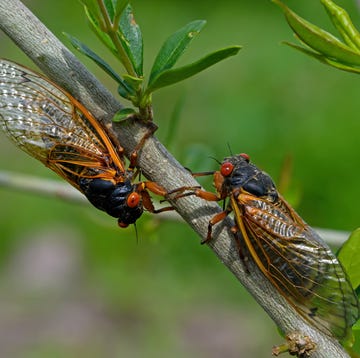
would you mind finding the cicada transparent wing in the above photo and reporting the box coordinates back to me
[0,59,125,190]
[234,191,359,343]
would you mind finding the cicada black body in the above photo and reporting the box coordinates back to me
[0,59,168,227]
[172,153,359,343]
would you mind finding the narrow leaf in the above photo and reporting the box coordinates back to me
[103,0,115,20]
[123,74,143,92]
[118,4,143,76]
[113,0,129,25]
[273,0,360,66]
[149,20,207,85]
[84,6,117,54]
[284,41,360,74]
[321,0,360,51]
[112,107,137,122]
[80,0,103,25]
[337,228,360,290]
[147,46,241,93]
[64,33,134,97]
[353,319,360,331]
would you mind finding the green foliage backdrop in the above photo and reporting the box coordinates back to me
[0,1,359,357]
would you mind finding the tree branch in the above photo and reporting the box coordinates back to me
[0,171,86,203]
[0,1,350,356]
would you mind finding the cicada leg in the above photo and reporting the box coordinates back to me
[167,186,219,201]
[136,181,174,214]
[230,225,251,273]
[201,206,232,244]
[129,121,158,170]
[168,186,235,244]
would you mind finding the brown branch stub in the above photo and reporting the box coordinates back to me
[272,331,317,357]
[0,1,352,357]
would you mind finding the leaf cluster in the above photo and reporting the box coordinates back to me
[67,0,240,121]
[274,0,360,74]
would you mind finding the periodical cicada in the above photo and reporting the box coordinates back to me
[0,59,170,227]
[170,153,359,343]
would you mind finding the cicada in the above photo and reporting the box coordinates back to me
[0,59,170,227]
[171,153,359,343]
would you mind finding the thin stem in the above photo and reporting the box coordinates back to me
[97,0,137,77]
[0,171,86,204]
[96,0,152,120]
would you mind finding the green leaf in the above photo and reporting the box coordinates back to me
[118,4,143,76]
[353,319,360,331]
[337,228,360,290]
[123,74,143,92]
[64,33,134,97]
[103,0,129,24]
[117,84,129,99]
[149,20,207,85]
[146,46,241,93]
[321,0,360,51]
[117,84,137,101]
[284,41,360,74]
[84,6,117,54]
[112,107,137,122]
[273,0,360,66]
[113,0,129,26]
[103,0,115,20]
[80,0,103,26]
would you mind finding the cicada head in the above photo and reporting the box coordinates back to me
[219,153,278,202]
[111,183,144,228]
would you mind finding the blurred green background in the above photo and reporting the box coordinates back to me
[1,0,360,357]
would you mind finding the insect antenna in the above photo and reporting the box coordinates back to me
[226,143,233,156]
[134,222,140,244]
[208,156,221,165]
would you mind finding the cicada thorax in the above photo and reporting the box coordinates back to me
[0,59,169,228]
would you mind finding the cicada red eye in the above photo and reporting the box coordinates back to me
[118,221,129,228]
[239,153,250,162]
[127,192,141,208]
[220,162,234,177]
